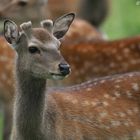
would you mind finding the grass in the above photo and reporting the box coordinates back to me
[102,0,140,39]
[0,113,3,140]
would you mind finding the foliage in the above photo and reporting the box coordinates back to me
[0,113,3,140]
[102,0,140,39]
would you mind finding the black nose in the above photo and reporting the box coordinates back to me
[18,0,28,6]
[59,64,70,76]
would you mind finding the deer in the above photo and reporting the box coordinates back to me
[60,35,140,85]
[0,17,104,140]
[46,0,109,27]
[0,37,15,140]
[4,13,140,140]
[0,0,28,18]
[0,0,107,139]
[0,0,47,25]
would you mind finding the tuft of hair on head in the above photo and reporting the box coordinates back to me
[20,21,32,37]
[40,19,53,33]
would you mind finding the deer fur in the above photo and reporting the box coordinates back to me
[4,13,75,140]
[4,13,140,140]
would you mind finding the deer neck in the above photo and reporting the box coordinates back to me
[14,62,47,139]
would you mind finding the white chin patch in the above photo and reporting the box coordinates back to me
[52,75,65,80]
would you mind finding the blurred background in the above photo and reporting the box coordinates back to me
[0,0,140,40]
[102,0,140,39]
[0,0,140,139]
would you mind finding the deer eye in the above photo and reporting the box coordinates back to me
[28,46,40,54]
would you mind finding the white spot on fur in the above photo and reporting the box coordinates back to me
[111,120,121,127]
[115,85,120,89]
[127,109,133,115]
[91,101,97,107]
[82,101,90,106]
[131,60,138,65]
[124,121,129,126]
[99,111,108,118]
[86,88,92,92]
[65,96,72,101]
[133,107,139,113]
[128,73,135,77]
[0,56,9,61]
[132,83,139,91]
[72,99,78,104]
[119,112,126,118]
[126,91,132,98]
[114,91,121,98]
[123,48,130,54]
[115,79,122,83]
[136,130,140,136]
[100,80,106,84]
[104,94,109,99]
[111,97,117,101]
[103,101,109,107]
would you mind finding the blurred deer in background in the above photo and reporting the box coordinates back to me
[4,16,140,140]
[46,0,110,27]
[78,0,110,27]
[0,38,15,140]
[0,0,110,28]
[61,35,140,85]
[0,0,28,17]
[0,0,47,25]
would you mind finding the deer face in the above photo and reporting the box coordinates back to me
[4,13,75,80]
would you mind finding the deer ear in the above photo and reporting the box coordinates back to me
[53,13,75,39]
[4,20,19,44]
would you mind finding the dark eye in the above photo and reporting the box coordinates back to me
[28,46,40,54]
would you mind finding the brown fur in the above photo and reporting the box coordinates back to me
[33,28,52,43]
[46,72,140,139]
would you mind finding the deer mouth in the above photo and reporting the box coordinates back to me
[50,73,67,80]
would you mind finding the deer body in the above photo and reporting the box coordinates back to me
[46,73,140,139]
[4,14,140,140]
[13,71,140,140]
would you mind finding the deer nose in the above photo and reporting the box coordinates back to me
[18,0,28,6]
[59,64,70,76]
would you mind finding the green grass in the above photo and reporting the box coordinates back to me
[102,0,140,39]
[0,113,3,140]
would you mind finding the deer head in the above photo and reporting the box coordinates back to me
[4,13,75,80]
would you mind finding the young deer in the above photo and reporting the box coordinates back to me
[4,14,140,140]
[0,17,103,140]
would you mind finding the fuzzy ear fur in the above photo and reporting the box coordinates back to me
[4,20,19,44]
[53,13,75,39]
[40,19,53,33]
[20,21,32,37]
